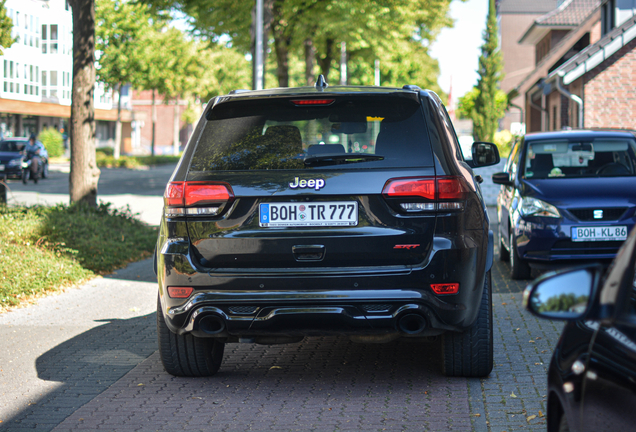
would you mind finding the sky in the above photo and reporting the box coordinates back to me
[429,0,489,104]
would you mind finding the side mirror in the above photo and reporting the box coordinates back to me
[523,265,602,320]
[469,142,500,168]
[491,172,512,186]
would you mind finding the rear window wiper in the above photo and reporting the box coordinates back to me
[303,153,384,166]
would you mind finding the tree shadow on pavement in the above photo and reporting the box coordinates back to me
[1,313,156,432]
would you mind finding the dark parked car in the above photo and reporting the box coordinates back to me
[523,221,636,432]
[493,130,636,279]
[155,77,501,377]
[0,137,49,182]
[0,139,27,180]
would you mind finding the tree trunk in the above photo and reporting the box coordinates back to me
[304,38,316,85]
[173,99,180,156]
[68,0,100,206]
[114,83,122,160]
[151,89,156,157]
[317,38,335,83]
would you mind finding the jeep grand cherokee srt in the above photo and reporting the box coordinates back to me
[155,77,500,378]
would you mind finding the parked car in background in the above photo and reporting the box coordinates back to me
[0,137,50,183]
[493,130,636,279]
[523,222,636,432]
[0,139,27,181]
[155,77,501,378]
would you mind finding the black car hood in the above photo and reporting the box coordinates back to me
[521,177,636,207]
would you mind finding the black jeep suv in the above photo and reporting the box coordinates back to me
[155,78,500,378]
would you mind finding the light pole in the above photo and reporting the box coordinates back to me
[255,0,264,90]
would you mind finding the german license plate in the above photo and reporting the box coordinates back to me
[571,226,628,242]
[259,201,358,227]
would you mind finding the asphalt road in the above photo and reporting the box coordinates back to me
[3,163,176,226]
[0,176,558,431]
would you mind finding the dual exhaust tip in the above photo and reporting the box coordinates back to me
[197,311,427,336]
[397,313,427,335]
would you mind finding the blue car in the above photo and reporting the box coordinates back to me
[492,130,636,279]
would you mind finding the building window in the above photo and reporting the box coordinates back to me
[51,43,58,54]
[42,43,47,54]
[50,71,57,86]
[42,25,47,40]
[51,25,58,41]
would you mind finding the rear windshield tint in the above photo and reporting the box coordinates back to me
[190,96,433,171]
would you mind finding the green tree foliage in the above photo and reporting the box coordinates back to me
[470,0,504,142]
[0,0,15,55]
[38,128,65,158]
[140,0,459,94]
[96,0,160,158]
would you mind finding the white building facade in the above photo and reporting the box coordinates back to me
[0,0,140,148]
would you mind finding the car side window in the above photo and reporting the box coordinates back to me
[440,106,463,161]
[505,139,522,180]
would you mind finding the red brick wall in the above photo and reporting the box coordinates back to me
[584,38,636,129]
[132,89,189,154]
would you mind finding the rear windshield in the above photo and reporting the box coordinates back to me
[523,138,636,179]
[189,96,433,171]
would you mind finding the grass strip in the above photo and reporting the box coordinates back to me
[95,150,180,169]
[0,203,158,310]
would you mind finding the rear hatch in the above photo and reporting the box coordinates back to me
[167,92,462,271]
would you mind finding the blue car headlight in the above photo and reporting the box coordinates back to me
[7,158,22,167]
[519,197,560,218]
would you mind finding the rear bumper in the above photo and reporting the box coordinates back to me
[165,289,464,338]
[157,231,493,338]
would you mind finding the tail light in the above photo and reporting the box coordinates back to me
[430,283,459,295]
[168,286,194,298]
[382,176,469,212]
[164,181,234,217]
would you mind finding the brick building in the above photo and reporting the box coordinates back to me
[497,0,558,133]
[512,0,636,132]
[130,90,193,155]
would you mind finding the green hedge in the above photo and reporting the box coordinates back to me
[38,128,65,158]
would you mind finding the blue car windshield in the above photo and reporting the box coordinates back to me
[523,138,636,179]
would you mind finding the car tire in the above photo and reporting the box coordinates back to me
[42,162,49,179]
[22,169,28,184]
[510,231,531,280]
[498,231,510,262]
[156,296,224,377]
[557,414,570,432]
[442,270,493,377]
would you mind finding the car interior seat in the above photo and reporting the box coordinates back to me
[529,154,554,178]
[374,121,413,160]
[263,125,303,158]
[306,144,346,156]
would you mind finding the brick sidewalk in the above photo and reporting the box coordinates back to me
[1,248,561,432]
